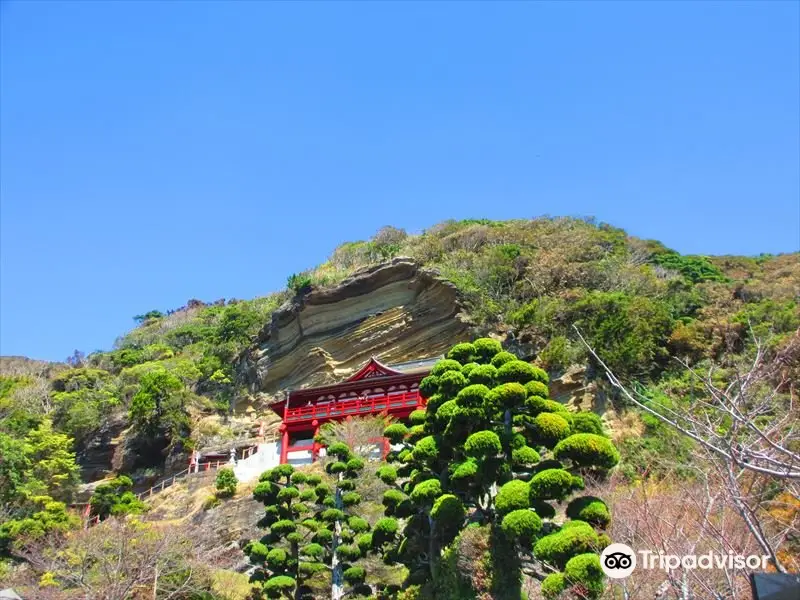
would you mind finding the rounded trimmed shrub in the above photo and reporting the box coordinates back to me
[346,457,365,471]
[301,543,324,558]
[383,489,406,508]
[301,518,321,531]
[532,412,572,448]
[342,491,361,506]
[271,519,296,535]
[337,544,361,561]
[357,533,373,553]
[326,461,347,474]
[529,469,581,501]
[541,572,567,598]
[408,424,426,442]
[497,360,540,385]
[270,464,295,480]
[313,528,333,544]
[525,380,550,398]
[468,363,498,386]
[447,342,476,363]
[290,472,308,484]
[464,430,502,458]
[436,399,458,423]
[305,474,322,486]
[490,351,518,368]
[533,526,600,569]
[266,547,287,569]
[373,517,399,542]
[501,509,542,544]
[438,370,468,397]
[473,337,503,363]
[377,465,398,484]
[277,486,300,501]
[455,384,491,408]
[343,565,366,584]
[565,553,605,597]
[490,382,527,409]
[321,508,345,522]
[450,459,478,481]
[410,479,442,504]
[412,436,439,461]
[384,423,409,443]
[253,481,279,503]
[510,432,527,449]
[495,480,531,515]
[553,433,620,469]
[431,359,463,377]
[431,494,465,526]
[264,575,296,598]
[348,516,369,533]
[512,445,541,468]
[570,412,606,436]
[566,496,611,528]
[338,479,356,491]
[419,375,440,397]
[409,409,426,425]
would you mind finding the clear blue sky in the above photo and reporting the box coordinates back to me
[1,1,798,362]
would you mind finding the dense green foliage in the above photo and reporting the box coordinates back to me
[246,445,373,599]
[378,339,618,597]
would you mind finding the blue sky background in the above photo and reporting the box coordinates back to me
[1,1,798,362]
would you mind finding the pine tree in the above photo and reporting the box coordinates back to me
[246,443,373,600]
[377,338,620,598]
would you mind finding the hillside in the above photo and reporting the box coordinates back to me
[1,216,798,598]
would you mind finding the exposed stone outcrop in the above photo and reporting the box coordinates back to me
[236,257,472,402]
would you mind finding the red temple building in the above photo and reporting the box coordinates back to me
[269,356,440,465]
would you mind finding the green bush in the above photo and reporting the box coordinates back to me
[501,509,542,544]
[431,359,464,377]
[409,409,426,425]
[343,566,366,584]
[455,384,491,408]
[377,465,398,484]
[419,375,440,397]
[512,445,541,468]
[534,525,600,569]
[525,380,549,398]
[529,469,582,501]
[412,436,439,461]
[215,467,238,498]
[263,575,296,598]
[384,423,409,443]
[531,412,571,448]
[473,337,503,363]
[497,360,541,384]
[467,363,498,386]
[553,433,620,469]
[490,382,527,409]
[410,479,442,504]
[464,430,501,458]
[438,370,468,397]
[495,480,530,515]
[564,553,605,598]
[569,413,606,436]
[490,351,517,368]
[541,572,567,598]
[431,494,466,526]
[446,342,476,363]
[566,496,611,528]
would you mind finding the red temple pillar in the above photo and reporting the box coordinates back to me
[311,420,320,463]
[279,424,289,465]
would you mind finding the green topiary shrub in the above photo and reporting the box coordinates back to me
[377,465,398,484]
[564,553,605,598]
[529,469,582,501]
[501,509,542,544]
[464,430,502,458]
[531,412,571,448]
[553,433,620,469]
[525,380,550,398]
[541,572,567,598]
[490,351,517,368]
[409,409,426,425]
[569,412,606,436]
[431,359,463,377]
[419,375,440,397]
[410,479,442,504]
[533,525,600,569]
[495,480,530,515]
[467,363,498,386]
[566,496,611,528]
[412,436,439,461]
[431,494,465,526]
[512,445,541,468]
[447,342,476,363]
[438,370,468,397]
[473,337,503,363]
[490,382,527,409]
[455,384,491,408]
[496,360,541,384]
[343,566,366,584]
[384,423,409,443]
[263,575,296,598]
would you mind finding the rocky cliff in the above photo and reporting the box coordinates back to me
[236,257,473,404]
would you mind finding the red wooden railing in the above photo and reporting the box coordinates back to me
[285,390,422,423]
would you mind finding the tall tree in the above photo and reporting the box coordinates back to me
[377,338,620,598]
[246,444,373,600]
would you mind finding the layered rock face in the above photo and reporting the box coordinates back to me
[236,257,472,402]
